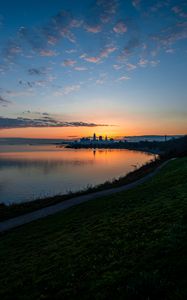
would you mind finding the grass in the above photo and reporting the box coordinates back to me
[0,157,187,299]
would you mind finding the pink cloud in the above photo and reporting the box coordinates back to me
[85,24,102,33]
[40,50,57,57]
[63,59,76,66]
[113,21,127,34]
[84,56,101,63]
[81,46,116,63]
[100,46,116,58]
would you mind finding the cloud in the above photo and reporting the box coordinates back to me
[96,0,119,23]
[5,90,34,97]
[152,21,187,49]
[124,37,140,55]
[100,46,116,58]
[55,84,80,96]
[132,0,141,9]
[28,68,46,75]
[85,24,102,33]
[126,63,137,71]
[117,76,130,81]
[82,46,116,63]
[70,19,83,28]
[22,111,50,116]
[138,58,149,67]
[2,9,79,63]
[74,66,88,71]
[0,95,12,106]
[84,56,101,63]
[3,41,22,61]
[113,21,127,34]
[138,58,159,68]
[96,73,107,84]
[63,59,76,66]
[65,49,77,54]
[113,64,123,70]
[40,50,58,57]
[172,6,187,18]
[0,116,110,129]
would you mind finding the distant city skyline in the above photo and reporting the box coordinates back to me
[0,0,187,138]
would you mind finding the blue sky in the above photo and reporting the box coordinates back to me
[0,0,187,137]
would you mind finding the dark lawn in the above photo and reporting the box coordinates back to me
[0,157,187,300]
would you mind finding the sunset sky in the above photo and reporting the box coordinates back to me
[0,0,186,138]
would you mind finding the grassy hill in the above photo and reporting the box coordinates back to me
[0,157,186,299]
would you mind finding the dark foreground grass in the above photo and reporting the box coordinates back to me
[0,157,187,300]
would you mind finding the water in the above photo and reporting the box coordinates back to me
[0,145,156,204]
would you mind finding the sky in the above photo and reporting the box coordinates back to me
[0,0,187,139]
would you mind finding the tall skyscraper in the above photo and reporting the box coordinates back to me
[93,133,96,141]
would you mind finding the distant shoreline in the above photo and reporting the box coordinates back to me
[64,143,161,155]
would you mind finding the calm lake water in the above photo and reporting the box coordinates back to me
[0,145,156,204]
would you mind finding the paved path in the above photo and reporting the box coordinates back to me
[0,159,174,233]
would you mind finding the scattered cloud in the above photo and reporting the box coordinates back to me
[113,21,127,34]
[85,24,102,33]
[96,73,107,84]
[117,76,130,81]
[65,49,77,54]
[5,90,34,97]
[83,56,101,63]
[40,50,58,57]
[152,21,187,50]
[63,59,76,67]
[138,58,149,67]
[74,66,88,71]
[0,116,110,129]
[0,95,12,106]
[124,37,140,55]
[132,0,141,9]
[113,64,123,70]
[100,46,116,58]
[55,84,80,96]
[96,0,119,23]
[126,63,137,71]
[82,46,116,63]
[28,68,46,76]
[172,6,187,18]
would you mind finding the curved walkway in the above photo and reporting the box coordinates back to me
[0,159,174,233]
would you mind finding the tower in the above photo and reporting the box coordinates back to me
[93,133,96,141]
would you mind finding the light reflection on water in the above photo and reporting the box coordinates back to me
[0,145,156,204]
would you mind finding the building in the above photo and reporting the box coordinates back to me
[93,133,96,141]
[99,135,103,141]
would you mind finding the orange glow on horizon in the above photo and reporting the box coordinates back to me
[0,121,186,139]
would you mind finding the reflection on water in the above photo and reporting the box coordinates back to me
[0,145,155,204]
